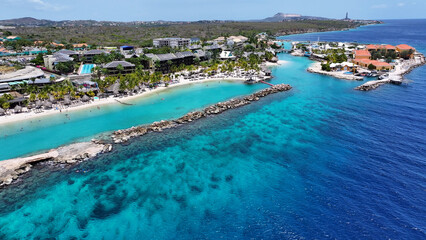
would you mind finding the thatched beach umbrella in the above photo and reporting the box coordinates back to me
[44,101,53,109]
[49,95,57,103]
[35,100,42,109]
[82,95,90,102]
[64,98,71,105]
[0,108,5,116]
[106,81,120,95]
[14,105,22,113]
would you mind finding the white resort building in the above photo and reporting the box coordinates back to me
[153,38,191,48]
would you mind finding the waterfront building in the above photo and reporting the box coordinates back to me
[145,51,195,72]
[329,62,356,71]
[352,59,393,70]
[83,49,108,63]
[353,50,371,59]
[193,50,206,61]
[366,44,396,52]
[103,61,135,75]
[0,66,45,84]
[396,44,416,58]
[153,38,191,48]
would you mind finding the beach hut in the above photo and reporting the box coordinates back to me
[82,95,90,102]
[0,108,5,116]
[14,105,22,113]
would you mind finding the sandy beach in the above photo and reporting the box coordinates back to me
[264,60,289,66]
[307,62,364,81]
[0,76,247,126]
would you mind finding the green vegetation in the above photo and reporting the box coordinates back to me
[370,49,397,60]
[321,63,331,71]
[0,94,13,109]
[30,53,44,65]
[399,49,414,60]
[12,20,361,47]
[55,62,74,74]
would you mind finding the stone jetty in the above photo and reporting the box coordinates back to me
[0,84,291,187]
[0,141,112,187]
[112,84,292,143]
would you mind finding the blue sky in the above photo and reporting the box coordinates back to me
[1,0,425,21]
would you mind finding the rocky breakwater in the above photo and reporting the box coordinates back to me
[112,84,292,143]
[0,141,113,187]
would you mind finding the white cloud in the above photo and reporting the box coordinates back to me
[27,0,65,11]
[397,2,406,7]
[371,4,388,9]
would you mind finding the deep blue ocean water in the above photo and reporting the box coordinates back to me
[0,19,425,239]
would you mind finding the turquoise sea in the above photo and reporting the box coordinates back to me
[0,19,425,239]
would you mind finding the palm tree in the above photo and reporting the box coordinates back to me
[116,64,124,75]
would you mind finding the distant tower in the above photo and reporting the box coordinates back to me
[345,12,349,20]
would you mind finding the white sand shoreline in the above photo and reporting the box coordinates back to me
[0,77,247,126]
[264,60,289,66]
[307,62,364,81]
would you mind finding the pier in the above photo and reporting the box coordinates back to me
[260,80,274,86]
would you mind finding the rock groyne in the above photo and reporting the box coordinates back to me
[0,141,112,187]
[112,84,292,143]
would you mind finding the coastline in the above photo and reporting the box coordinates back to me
[0,76,247,126]
[0,84,292,187]
[355,58,425,91]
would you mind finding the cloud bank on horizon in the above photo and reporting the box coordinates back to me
[1,0,424,21]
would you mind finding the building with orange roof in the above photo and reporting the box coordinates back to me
[353,50,371,59]
[366,44,396,52]
[73,43,88,48]
[396,44,416,59]
[352,59,393,70]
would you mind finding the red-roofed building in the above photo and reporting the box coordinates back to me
[366,44,396,52]
[353,50,371,59]
[396,44,416,59]
[352,59,393,70]
[396,44,415,51]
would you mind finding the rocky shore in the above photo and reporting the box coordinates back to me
[0,141,112,187]
[0,84,292,187]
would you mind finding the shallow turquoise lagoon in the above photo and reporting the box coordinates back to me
[0,81,267,160]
